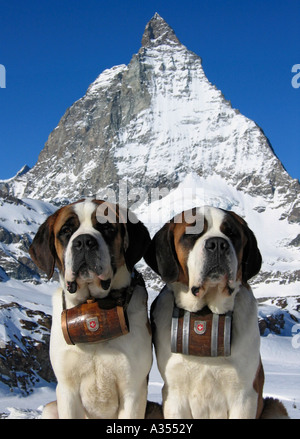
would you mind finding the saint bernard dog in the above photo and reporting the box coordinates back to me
[29,199,152,419]
[145,206,288,419]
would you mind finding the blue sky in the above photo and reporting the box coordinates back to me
[0,0,299,181]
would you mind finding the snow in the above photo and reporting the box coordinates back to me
[87,64,127,96]
[261,335,300,418]
[0,279,56,418]
[0,280,299,419]
[0,197,55,236]
[113,42,279,187]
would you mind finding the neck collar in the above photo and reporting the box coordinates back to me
[62,269,144,311]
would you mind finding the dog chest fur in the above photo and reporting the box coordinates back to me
[152,285,261,418]
[51,283,152,418]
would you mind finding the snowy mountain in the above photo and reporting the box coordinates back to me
[0,194,56,281]
[0,14,299,418]
[2,14,299,222]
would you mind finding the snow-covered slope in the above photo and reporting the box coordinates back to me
[0,176,300,418]
[0,194,56,280]
[136,173,300,296]
[1,278,300,419]
[0,196,57,404]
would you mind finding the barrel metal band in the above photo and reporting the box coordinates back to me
[211,313,219,357]
[224,311,232,357]
[182,310,191,355]
[171,306,180,353]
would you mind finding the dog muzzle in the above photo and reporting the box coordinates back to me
[171,304,232,357]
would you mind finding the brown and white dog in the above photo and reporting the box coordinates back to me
[29,199,152,419]
[145,206,288,419]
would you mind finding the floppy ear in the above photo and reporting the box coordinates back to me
[124,215,151,271]
[29,213,58,279]
[144,223,179,284]
[242,225,262,283]
[227,211,262,283]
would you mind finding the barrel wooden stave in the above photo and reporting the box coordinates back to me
[171,306,231,357]
[61,301,129,345]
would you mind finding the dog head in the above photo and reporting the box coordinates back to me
[29,199,150,302]
[145,206,261,313]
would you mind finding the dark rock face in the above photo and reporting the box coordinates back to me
[0,193,56,281]
[0,302,55,394]
[141,13,181,47]
[258,296,300,336]
[0,228,39,281]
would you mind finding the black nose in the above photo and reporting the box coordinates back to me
[72,234,98,252]
[205,237,229,255]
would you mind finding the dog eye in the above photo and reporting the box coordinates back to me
[223,226,237,239]
[95,222,117,237]
[59,225,73,237]
[180,230,203,246]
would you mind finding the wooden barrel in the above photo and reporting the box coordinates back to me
[171,305,232,357]
[61,299,129,345]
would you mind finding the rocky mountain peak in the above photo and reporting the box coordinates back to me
[15,165,31,179]
[2,14,299,226]
[141,13,181,48]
